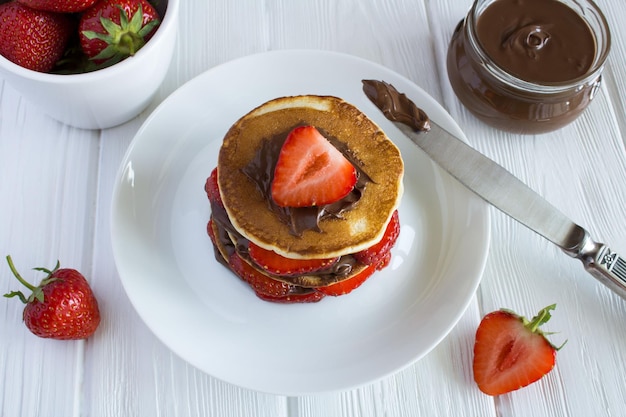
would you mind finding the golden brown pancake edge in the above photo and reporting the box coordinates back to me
[217,95,404,259]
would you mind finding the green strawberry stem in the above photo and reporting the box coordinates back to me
[515,304,567,351]
[4,255,59,304]
[524,303,555,332]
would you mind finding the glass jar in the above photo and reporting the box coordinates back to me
[446,0,611,134]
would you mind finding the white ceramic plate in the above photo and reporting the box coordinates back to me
[111,50,490,395]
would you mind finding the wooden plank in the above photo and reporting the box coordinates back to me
[432,0,626,416]
[0,82,100,417]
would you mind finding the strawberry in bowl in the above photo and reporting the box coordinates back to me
[0,0,179,129]
[16,0,99,13]
[0,2,74,72]
[79,0,161,68]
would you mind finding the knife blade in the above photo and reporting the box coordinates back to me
[362,79,626,299]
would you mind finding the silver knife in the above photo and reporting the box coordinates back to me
[362,79,626,299]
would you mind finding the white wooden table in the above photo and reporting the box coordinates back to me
[2,1,626,415]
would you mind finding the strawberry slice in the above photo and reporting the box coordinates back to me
[228,252,294,298]
[207,218,217,245]
[255,291,325,304]
[473,304,566,396]
[271,126,357,207]
[354,210,400,266]
[376,251,392,270]
[316,264,377,296]
[205,167,223,208]
[248,242,338,276]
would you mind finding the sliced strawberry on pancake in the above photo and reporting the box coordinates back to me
[229,252,294,297]
[271,126,357,207]
[316,263,377,296]
[354,210,400,266]
[256,291,325,304]
[248,242,338,276]
[205,167,223,208]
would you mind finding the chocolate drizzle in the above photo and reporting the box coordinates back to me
[241,125,372,236]
[362,79,430,132]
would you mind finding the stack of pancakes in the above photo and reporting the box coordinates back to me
[206,95,404,302]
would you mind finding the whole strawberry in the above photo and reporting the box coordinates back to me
[0,1,74,72]
[79,0,160,67]
[17,0,98,13]
[4,255,101,340]
[473,304,566,396]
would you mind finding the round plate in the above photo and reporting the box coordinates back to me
[111,50,490,395]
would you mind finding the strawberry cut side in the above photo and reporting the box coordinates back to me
[473,304,565,396]
[248,242,338,276]
[271,126,357,207]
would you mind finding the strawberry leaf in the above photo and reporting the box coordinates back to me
[3,291,28,304]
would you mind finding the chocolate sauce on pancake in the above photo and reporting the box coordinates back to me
[209,201,361,286]
[475,0,595,84]
[242,125,372,236]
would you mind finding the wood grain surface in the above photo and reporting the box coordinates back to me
[1,0,625,416]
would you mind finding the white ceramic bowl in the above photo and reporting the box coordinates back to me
[0,0,179,130]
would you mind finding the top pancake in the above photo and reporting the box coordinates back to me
[217,95,404,259]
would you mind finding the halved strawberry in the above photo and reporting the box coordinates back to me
[228,252,294,298]
[473,304,566,396]
[316,264,377,296]
[256,291,325,304]
[248,242,338,276]
[205,167,223,208]
[271,126,357,207]
[376,251,392,270]
[354,210,400,266]
[207,218,217,245]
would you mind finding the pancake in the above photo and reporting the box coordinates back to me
[217,95,404,259]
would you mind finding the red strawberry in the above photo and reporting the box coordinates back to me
[473,304,566,396]
[79,0,160,67]
[271,126,357,207]
[354,210,400,266]
[207,218,217,245]
[17,0,98,12]
[316,263,376,296]
[4,255,101,340]
[0,2,74,72]
[228,252,295,298]
[256,291,325,304]
[248,242,338,276]
[376,251,392,270]
[205,167,223,208]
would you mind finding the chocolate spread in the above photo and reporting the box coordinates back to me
[241,125,372,236]
[446,0,609,134]
[475,0,595,83]
[209,200,360,287]
[362,80,430,132]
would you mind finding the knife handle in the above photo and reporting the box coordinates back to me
[575,238,626,299]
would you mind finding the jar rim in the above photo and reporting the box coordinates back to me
[466,0,611,93]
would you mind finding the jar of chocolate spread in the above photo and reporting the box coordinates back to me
[447,0,611,134]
